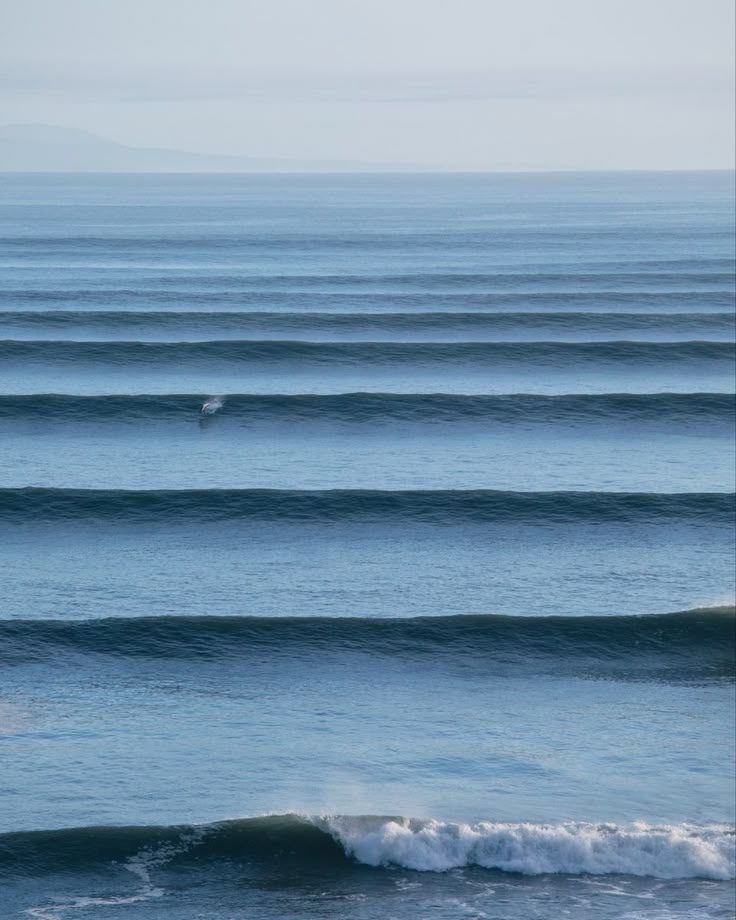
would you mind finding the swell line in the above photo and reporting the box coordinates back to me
[2,234,735,259]
[0,392,732,425]
[0,488,732,523]
[0,339,732,367]
[3,269,735,282]
[1,310,733,337]
[2,289,732,312]
[1,609,732,675]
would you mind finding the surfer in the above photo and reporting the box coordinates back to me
[201,396,224,415]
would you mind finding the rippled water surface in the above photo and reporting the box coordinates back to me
[0,171,734,920]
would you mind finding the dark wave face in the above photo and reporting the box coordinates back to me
[3,288,733,312]
[2,609,732,683]
[1,339,732,368]
[1,488,731,524]
[0,310,733,341]
[1,391,733,426]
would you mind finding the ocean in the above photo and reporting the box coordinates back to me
[0,171,734,919]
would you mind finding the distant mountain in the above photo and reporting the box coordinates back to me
[0,124,416,173]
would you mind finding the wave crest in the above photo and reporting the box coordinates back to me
[324,817,736,879]
[1,392,733,425]
[0,488,732,524]
[2,816,733,881]
[0,339,732,368]
[2,609,733,684]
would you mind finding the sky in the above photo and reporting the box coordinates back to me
[0,0,733,170]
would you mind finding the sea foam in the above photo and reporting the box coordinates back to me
[322,817,736,879]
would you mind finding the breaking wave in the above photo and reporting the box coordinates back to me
[2,816,733,881]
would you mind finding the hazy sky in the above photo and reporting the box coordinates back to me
[1,0,733,169]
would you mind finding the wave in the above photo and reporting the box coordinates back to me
[0,392,733,426]
[0,488,732,524]
[3,289,732,312]
[1,609,732,681]
[3,270,735,288]
[1,310,732,339]
[2,234,735,259]
[0,339,732,368]
[1,815,733,880]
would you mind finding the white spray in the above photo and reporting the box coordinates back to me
[200,396,225,415]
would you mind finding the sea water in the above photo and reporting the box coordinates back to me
[0,171,734,919]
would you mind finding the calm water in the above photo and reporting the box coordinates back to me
[0,171,734,919]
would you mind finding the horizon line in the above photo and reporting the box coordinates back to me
[1,167,734,176]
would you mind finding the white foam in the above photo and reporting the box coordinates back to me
[322,817,736,880]
[200,395,225,415]
[25,887,163,920]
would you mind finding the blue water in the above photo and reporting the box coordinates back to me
[0,171,734,920]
